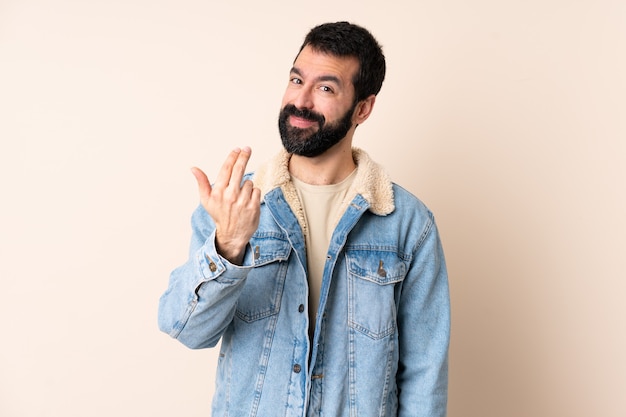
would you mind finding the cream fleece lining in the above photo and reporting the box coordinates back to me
[252,147,395,238]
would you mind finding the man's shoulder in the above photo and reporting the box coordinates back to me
[390,182,434,219]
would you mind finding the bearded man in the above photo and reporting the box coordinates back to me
[159,21,450,417]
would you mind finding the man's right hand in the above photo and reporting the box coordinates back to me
[191,147,261,265]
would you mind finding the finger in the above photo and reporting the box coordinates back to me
[214,147,242,187]
[250,187,262,207]
[190,166,212,199]
[228,146,252,188]
[239,178,255,198]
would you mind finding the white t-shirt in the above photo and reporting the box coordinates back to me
[291,170,356,339]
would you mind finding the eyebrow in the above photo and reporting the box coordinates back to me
[290,66,342,86]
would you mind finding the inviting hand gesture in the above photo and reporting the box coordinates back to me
[191,147,261,265]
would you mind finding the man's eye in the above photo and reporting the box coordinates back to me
[320,85,333,93]
[290,77,302,85]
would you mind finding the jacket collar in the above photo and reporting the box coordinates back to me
[252,147,395,217]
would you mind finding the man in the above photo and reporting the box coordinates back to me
[158,22,450,417]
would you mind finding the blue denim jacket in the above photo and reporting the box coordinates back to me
[158,149,450,417]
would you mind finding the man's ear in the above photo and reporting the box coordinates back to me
[353,95,376,125]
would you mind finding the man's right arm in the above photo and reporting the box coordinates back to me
[157,205,253,349]
[158,147,261,349]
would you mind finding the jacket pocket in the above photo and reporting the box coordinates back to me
[235,233,290,323]
[346,248,407,339]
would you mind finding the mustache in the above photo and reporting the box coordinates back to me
[282,104,325,125]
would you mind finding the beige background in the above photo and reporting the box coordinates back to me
[1,0,625,416]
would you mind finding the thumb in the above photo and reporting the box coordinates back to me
[190,166,212,200]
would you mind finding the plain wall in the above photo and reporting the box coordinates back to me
[1,1,624,416]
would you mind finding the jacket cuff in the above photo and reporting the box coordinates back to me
[197,232,254,280]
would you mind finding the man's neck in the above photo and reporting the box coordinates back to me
[289,141,356,185]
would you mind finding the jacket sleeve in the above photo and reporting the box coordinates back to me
[397,213,451,417]
[157,205,254,349]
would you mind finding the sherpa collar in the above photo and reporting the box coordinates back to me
[252,147,395,218]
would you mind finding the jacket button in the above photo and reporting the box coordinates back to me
[209,261,217,272]
[293,364,301,373]
[377,260,386,277]
[298,304,304,313]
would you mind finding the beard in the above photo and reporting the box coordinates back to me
[278,103,356,157]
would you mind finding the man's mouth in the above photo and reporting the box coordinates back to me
[289,115,319,129]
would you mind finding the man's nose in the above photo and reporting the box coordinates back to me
[292,88,314,110]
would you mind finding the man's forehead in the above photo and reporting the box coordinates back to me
[291,46,359,84]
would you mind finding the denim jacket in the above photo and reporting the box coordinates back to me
[158,148,450,417]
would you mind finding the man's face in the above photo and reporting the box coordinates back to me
[278,45,360,157]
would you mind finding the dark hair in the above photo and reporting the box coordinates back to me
[296,21,386,102]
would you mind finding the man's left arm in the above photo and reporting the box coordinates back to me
[397,214,451,417]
